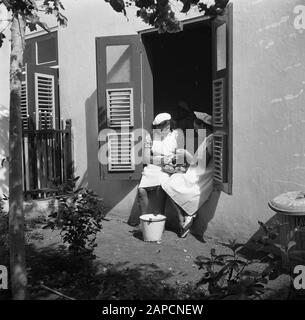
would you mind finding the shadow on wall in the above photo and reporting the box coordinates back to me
[84,90,140,219]
[239,212,305,260]
[0,104,9,197]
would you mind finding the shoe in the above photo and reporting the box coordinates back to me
[182,216,193,228]
[179,227,190,238]
[179,216,194,238]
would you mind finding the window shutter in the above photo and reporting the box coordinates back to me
[213,133,227,183]
[106,88,134,127]
[20,66,29,130]
[96,35,146,180]
[26,64,59,130]
[212,3,233,194]
[21,82,29,130]
[108,132,135,171]
[35,73,55,129]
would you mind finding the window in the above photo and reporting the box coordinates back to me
[25,31,58,67]
[23,31,60,130]
[36,36,57,65]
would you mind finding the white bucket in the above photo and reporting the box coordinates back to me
[140,214,166,242]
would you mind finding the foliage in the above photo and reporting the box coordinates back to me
[194,221,305,300]
[0,0,67,48]
[194,240,268,299]
[0,0,230,45]
[0,195,8,247]
[44,178,106,253]
[253,220,305,282]
[106,0,229,33]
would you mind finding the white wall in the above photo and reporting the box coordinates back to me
[206,0,305,240]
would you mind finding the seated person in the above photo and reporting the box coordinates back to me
[162,112,214,238]
[138,113,181,216]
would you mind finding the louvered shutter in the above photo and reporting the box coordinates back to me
[35,73,55,129]
[106,88,134,127]
[21,66,29,130]
[26,64,59,130]
[108,132,135,171]
[96,35,153,180]
[212,3,233,194]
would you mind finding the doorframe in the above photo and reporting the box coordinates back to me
[138,14,213,123]
[138,15,212,36]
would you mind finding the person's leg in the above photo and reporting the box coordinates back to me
[156,186,167,214]
[170,198,185,227]
[138,187,149,215]
[169,198,195,238]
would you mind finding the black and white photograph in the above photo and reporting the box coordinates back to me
[0,0,305,312]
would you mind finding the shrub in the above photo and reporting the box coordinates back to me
[45,183,106,254]
[194,240,268,300]
[0,195,8,247]
[194,221,305,300]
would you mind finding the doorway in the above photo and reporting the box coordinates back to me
[141,20,212,129]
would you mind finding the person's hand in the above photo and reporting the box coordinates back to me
[176,148,185,155]
[176,149,195,165]
[163,155,173,165]
[175,149,185,165]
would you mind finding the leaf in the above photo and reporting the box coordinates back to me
[57,12,68,27]
[109,0,126,13]
[181,0,191,13]
[258,221,268,233]
[37,21,50,33]
[287,241,297,252]
[0,33,6,48]
[219,240,245,252]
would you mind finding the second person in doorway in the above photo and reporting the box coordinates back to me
[162,112,214,238]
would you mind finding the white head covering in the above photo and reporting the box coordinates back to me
[194,112,212,125]
[152,113,171,125]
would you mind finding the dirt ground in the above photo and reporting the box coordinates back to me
[26,211,292,300]
[31,212,228,286]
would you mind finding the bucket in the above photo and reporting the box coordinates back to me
[140,214,166,242]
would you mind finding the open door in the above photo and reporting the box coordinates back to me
[96,35,153,180]
[212,3,233,194]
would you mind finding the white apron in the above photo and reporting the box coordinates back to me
[162,134,214,215]
[138,130,179,188]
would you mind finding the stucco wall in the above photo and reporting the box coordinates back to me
[207,0,305,240]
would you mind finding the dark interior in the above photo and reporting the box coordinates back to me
[142,21,212,129]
